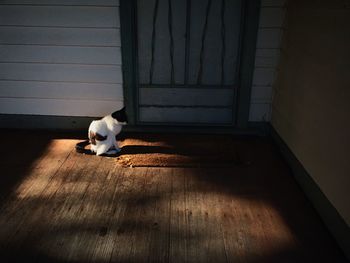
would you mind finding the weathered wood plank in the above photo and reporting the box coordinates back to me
[146,168,172,262]
[0,0,119,6]
[61,157,117,262]
[250,85,273,102]
[0,27,120,46]
[0,63,122,83]
[256,28,283,49]
[261,0,287,7]
[126,167,160,262]
[254,48,280,68]
[35,153,104,261]
[0,139,76,208]
[108,167,146,262]
[169,168,187,262]
[200,169,228,263]
[88,165,127,261]
[0,98,124,117]
[0,139,77,254]
[249,103,271,122]
[0,81,123,101]
[259,7,286,28]
[252,68,275,86]
[0,45,121,65]
[0,6,120,28]
[184,168,208,262]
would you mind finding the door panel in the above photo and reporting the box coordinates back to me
[135,0,244,125]
[139,107,232,124]
[139,87,234,107]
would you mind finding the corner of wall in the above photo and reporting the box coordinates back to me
[249,0,288,122]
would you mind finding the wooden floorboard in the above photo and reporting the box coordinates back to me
[0,130,347,263]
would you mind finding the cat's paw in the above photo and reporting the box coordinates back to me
[106,148,121,155]
[105,149,117,155]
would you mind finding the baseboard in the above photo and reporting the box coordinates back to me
[270,125,350,260]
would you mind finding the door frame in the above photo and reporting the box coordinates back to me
[120,0,260,129]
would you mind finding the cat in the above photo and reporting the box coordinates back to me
[88,107,127,156]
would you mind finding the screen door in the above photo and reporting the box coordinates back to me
[135,0,243,125]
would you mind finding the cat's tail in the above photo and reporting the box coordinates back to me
[75,140,94,155]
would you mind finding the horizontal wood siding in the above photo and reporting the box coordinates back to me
[0,27,120,46]
[0,64,122,83]
[0,46,121,64]
[0,6,120,27]
[0,0,123,117]
[0,98,121,117]
[0,0,119,5]
[0,81,123,100]
[249,0,286,121]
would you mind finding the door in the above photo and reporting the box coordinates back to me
[120,0,260,127]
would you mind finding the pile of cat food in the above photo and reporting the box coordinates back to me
[115,133,246,167]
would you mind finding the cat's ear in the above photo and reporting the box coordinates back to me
[111,107,128,123]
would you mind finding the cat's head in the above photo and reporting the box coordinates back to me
[111,107,128,124]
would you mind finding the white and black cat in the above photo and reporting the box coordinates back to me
[87,107,127,156]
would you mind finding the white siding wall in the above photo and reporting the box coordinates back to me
[0,0,123,117]
[249,0,287,121]
[0,0,284,122]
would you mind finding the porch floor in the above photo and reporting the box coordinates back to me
[0,130,346,262]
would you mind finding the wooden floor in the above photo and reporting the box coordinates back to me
[0,130,346,263]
